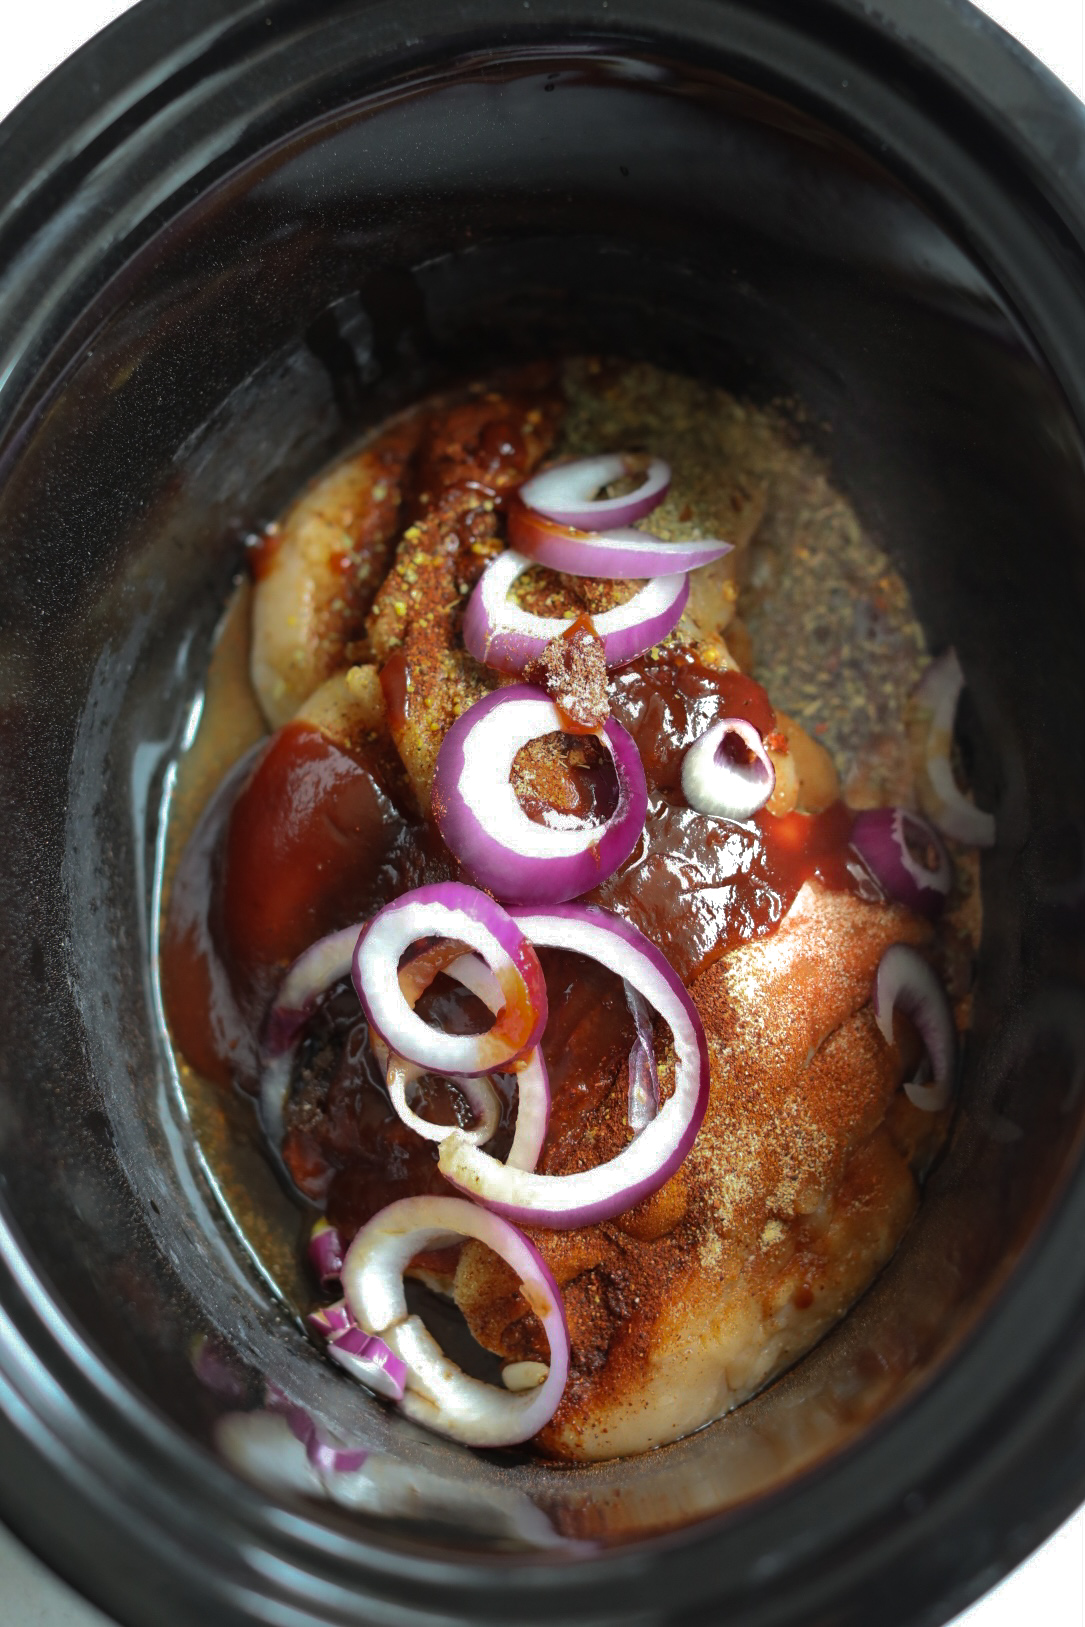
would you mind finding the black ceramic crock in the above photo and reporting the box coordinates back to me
[2,1,1085,1622]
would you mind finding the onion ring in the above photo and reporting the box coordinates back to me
[508,496,732,580]
[352,883,547,1077]
[681,717,775,820]
[267,1391,370,1476]
[380,1049,502,1148]
[376,952,550,1170]
[850,807,952,917]
[259,923,361,1144]
[873,943,957,1112]
[914,649,995,847]
[326,1326,408,1401]
[439,905,709,1227]
[463,549,689,674]
[308,1299,354,1338]
[519,452,670,529]
[307,1219,345,1286]
[342,1195,569,1447]
[432,685,647,906]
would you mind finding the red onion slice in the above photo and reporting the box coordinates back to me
[915,649,995,847]
[463,549,689,674]
[305,1436,370,1477]
[309,1299,354,1338]
[850,807,952,917]
[262,924,361,1057]
[625,982,660,1133]
[307,1220,345,1286]
[352,883,547,1077]
[341,1195,569,1447]
[873,943,957,1112]
[382,1055,501,1147]
[509,499,732,581]
[432,686,647,906]
[327,1326,408,1402]
[681,717,776,820]
[439,905,710,1227]
[259,923,361,1143]
[268,1392,370,1476]
[519,453,670,529]
[376,951,550,1169]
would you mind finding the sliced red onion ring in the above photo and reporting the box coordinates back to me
[373,951,501,1148]
[263,924,362,1058]
[464,549,689,675]
[327,1326,408,1402]
[873,943,957,1112]
[681,717,775,820]
[377,1043,502,1148]
[915,649,995,848]
[440,905,709,1227]
[519,453,670,530]
[342,1195,569,1447]
[845,846,888,905]
[271,1394,370,1476]
[376,952,550,1169]
[309,1299,354,1338]
[306,1436,370,1477]
[352,883,547,1077]
[259,923,361,1143]
[307,1220,345,1286]
[432,686,647,906]
[625,982,660,1133]
[851,808,953,917]
[509,498,732,581]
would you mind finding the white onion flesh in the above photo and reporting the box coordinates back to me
[377,953,549,1168]
[682,717,775,820]
[341,1196,569,1447]
[438,906,709,1227]
[874,943,957,1112]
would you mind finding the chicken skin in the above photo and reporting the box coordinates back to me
[454,882,939,1459]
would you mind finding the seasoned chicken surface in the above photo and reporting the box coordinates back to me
[251,417,424,729]
[453,882,941,1459]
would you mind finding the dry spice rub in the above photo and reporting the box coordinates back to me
[161,359,985,1462]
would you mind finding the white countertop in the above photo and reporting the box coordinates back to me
[1,1,1083,1622]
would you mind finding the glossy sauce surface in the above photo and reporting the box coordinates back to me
[162,722,443,1091]
[599,650,864,980]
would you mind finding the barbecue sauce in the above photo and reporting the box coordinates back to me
[161,722,442,1092]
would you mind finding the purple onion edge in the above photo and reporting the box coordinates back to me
[432,695,648,907]
[448,902,713,1227]
[351,875,549,1065]
[465,572,688,676]
[515,522,732,581]
[307,1226,345,1284]
[851,808,949,918]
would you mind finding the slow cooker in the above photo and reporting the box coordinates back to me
[1,1,1085,1622]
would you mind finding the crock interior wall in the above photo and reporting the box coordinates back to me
[2,46,1084,1549]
